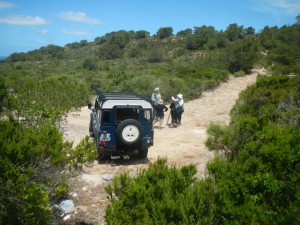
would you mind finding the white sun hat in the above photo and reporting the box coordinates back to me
[177,93,183,99]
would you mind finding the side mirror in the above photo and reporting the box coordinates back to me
[88,103,92,109]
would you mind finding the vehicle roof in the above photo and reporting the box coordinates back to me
[96,91,152,109]
[101,99,152,109]
[97,91,150,100]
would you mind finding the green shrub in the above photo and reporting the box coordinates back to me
[12,76,90,115]
[83,58,98,70]
[0,119,71,224]
[205,75,300,224]
[233,70,245,77]
[146,49,164,63]
[69,136,98,170]
[98,44,124,60]
[205,122,227,150]
[105,158,213,224]
[0,82,97,224]
[17,183,51,225]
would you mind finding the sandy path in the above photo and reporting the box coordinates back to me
[62,69,262,224]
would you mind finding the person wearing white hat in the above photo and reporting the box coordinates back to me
[153,99,168,129]
[169,96,179,128]
[151,87,161,120]
[176,93,184,125]
[151,87,161,105]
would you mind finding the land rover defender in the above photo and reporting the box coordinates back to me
[88,92,154,160]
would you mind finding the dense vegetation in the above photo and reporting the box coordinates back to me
[105,75,300,225]
[1,19,299,103]
[0,79,96,224]
[0,16,299,224]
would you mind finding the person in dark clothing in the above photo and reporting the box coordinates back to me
[176,93,184,125]
[153,99,168,129]
[169,96,178,128]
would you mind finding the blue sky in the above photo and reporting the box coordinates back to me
[0,0,299,56]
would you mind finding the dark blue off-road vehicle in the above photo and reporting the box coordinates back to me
[88,92,154,160]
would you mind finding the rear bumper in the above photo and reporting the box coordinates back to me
[97,143,152,152]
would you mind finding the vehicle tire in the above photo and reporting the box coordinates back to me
[116,119,142,147]
[138,147,148,159]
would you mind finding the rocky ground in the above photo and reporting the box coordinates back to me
[61,69,266,224]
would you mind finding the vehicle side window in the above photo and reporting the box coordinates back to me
[97,109,101,122]
[144,109,151,124]
[102,111,110,124]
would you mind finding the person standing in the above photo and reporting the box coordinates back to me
[153,99,168,129]
[151,87,161,121]
[176,93,184,125]
[169,96,178,128]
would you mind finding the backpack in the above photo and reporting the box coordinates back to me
[175,101,184,113]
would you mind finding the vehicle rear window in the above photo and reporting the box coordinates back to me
[144,109,151,124]
[115,108,140,122]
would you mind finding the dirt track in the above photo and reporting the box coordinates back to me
[62,69,264,224]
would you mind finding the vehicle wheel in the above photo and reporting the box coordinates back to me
[138,147,148,159]
[116,119,142,147]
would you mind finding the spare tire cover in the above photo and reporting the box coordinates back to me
[116,119,142,146]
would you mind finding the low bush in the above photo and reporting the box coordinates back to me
[205,122,227,150]
[0,82,97,224]
[205,75,300,224]
[105,75,300,224]
[105,158,218,225]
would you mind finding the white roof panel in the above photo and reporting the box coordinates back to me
[101,99,152,109]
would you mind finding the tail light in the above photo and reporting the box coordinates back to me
[99,141,107,146]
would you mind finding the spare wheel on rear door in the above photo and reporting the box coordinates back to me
[116,119,142,147]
